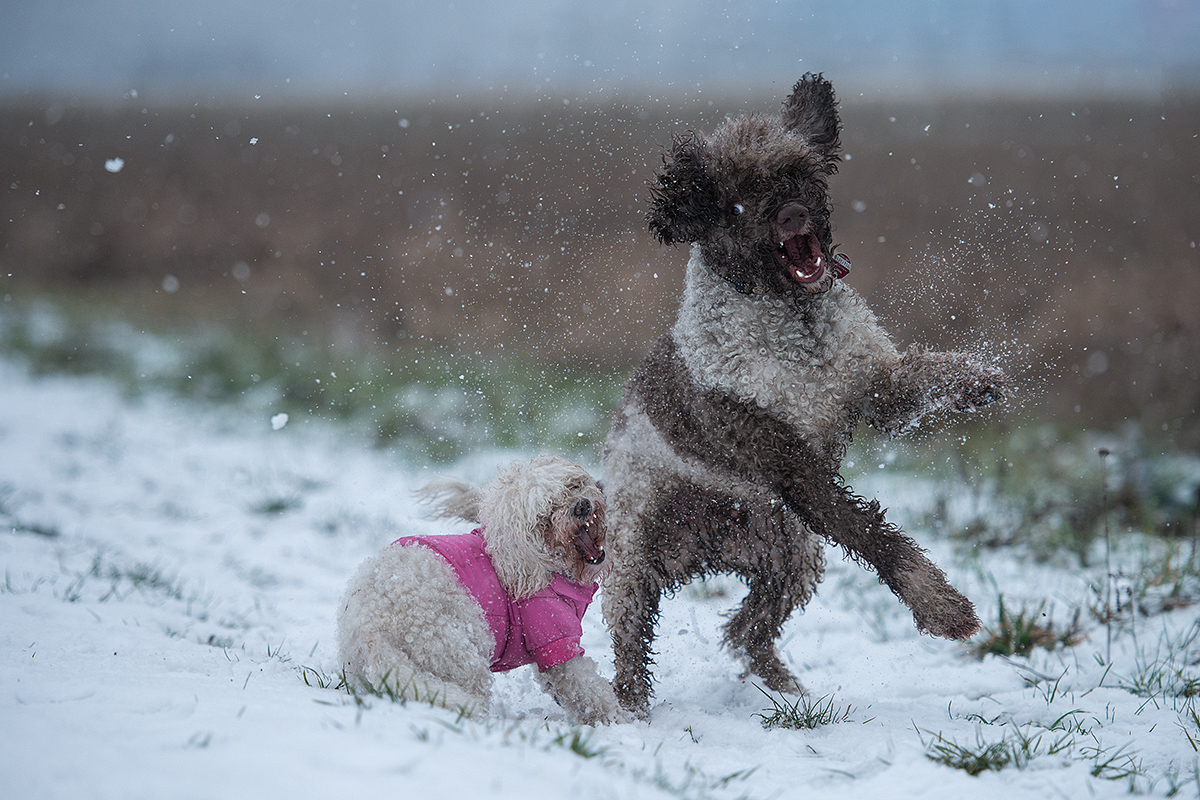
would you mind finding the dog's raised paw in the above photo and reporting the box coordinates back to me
[952,371,1010,412]
[913,598,981,641]
[954,386,999,411]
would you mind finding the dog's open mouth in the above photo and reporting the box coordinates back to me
[574,525,605,565]
[774,233,826,285]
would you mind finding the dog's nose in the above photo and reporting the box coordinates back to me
[775,203,809,235]
[573,498,593,520]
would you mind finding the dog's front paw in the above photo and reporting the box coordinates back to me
[596,705,638,725]
[612,672,654,720]
[738,652,805,697]
[948,363,1010,412]
[911,589,981,641]
[568,694,637,726]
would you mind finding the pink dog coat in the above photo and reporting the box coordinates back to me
[391,530,596,672]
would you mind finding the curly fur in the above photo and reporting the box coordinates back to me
[337,455,626,725]
[602,74,1010,717]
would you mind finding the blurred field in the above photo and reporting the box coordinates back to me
[1,89,1198,445]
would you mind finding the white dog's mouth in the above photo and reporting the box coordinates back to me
[574,523,605,565]
[570,498,605,566]
[774,233,826,285]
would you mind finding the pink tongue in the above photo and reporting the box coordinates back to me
[786,237,824,282]
[575,528,604,563]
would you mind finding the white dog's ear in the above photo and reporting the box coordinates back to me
[478,463,557,599]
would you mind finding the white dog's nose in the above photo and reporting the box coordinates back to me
[572,498,593,521]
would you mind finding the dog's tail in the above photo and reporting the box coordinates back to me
[418,477,484,522]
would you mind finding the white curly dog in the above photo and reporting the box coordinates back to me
[337,455,626,725]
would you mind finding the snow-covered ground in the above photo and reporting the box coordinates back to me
[3,357,1198,799]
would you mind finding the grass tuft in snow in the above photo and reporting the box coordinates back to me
[1160,760,1200,797]
[1,485,60,538]
[629,760,759,800]
[1180,704,1200,754]
[11,521,61,538]
[1082,741,1144,782]
[755,688,853,731]
[550,728,609,760]
[299,665,348,691]
[323,667,479,723]
[969,595,1085,659]
[1094,542,1200,622]
[1109,622,1200,711]
[53,550,197,607]
[921,728,1020,776]
[102,560,186,602]
[920,720,1144,781]
[250,494,304,515]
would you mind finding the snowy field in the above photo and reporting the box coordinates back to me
[3,357,1199,799]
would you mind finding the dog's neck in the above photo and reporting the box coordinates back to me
[674,244,844,362]
[671,245,894,455]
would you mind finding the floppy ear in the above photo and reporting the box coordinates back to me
[781,73,842,173]
[647,132,721,245]
[478,464,557,599]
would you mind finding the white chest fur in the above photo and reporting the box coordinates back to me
[672,247,898,451]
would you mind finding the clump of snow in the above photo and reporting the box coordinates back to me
[271,412,289,430]
[1,357,1197,798]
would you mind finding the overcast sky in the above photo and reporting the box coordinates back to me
[2,0,1199,101]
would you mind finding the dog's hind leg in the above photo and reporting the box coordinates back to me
[723,580,801,694]
[337,545,495,717]
[350,644,490,716]
[721,514,824,695]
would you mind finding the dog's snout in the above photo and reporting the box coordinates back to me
[775,203,809,235]
[573,498,593,520]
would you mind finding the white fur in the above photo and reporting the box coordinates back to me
[337,543,495,713]
[337,455,628,725]
[674,245,898,461]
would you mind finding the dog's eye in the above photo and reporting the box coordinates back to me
[731,203,745,217]
[572,499,592,519]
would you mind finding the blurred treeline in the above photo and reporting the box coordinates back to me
[1,89,1197,446]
